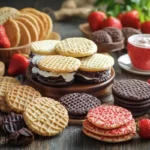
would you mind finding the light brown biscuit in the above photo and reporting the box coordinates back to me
[20,8,47,40]
[47,32,61,40]
[15,17,38,42]
[3,19,20,47]
[15,20,31,46]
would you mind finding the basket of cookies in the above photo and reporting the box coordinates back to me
[0,7,60,65]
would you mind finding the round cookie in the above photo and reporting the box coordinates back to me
[31,40,59,55]
[83,119,136,137]
[112,79,150,101]
[59,93,101,117]
[23,97,69,136]
[3,19,20,47]
[6,85,41,113]
[15,20,31,46]
[79,53,114,72]
[47,32,61,40]
[87,105,132,129]
[38,55,81,73]
[83,128,135,143]
[55,37,97,57]
[15,17,38,41]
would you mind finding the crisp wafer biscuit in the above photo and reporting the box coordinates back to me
[15,20,31,46]
[19,13,40,35]
[41,12,53,39]
[0,7,20,24]
[83,119,136,137]
[3,19,20,47]
[26,13,44,40]
[31,40,59,55]
[79,53,114,72]
[6,85,41,113]
[23,97,69,136]
[47,32,61,40]
[55,37,97,57]
[87,105,132,129]
[20,8,47,40]
[83,128,135,143]
[15,17,38,41]
[38,55,81,73]
[0,96,11,113]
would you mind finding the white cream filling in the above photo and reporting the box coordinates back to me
[32,67,75,82]
[132,37,150,47]
[31,55,46,65]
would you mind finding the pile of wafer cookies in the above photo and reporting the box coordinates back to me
[83,105,136,143]
[0,7,60,47]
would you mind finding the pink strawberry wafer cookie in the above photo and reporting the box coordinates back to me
[83,128,135,143]
[87,105,132,129]
[83,119,136,137]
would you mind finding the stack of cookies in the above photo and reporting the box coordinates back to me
[113,79,150,117]
[59,93,101,124]
[83,105,136,143]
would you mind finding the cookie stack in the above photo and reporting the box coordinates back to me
[83,105,136,143]
[59,93,101,124]
[113,79,150,117]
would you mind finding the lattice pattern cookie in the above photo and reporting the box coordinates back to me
[23,97,69,136]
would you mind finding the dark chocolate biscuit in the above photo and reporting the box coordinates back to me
[0,112,26,133]
[76,70,111,84]
[59,93,101,117]
[7,128,34,146]
[112,79,150,101]
[91,30,113,44]
[103,27,123,42]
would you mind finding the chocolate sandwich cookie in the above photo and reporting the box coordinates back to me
[59,93,101,118]
[0,112,26,133]
[77,53,114,84]
[103,27,123,42]
[31,55,81,87]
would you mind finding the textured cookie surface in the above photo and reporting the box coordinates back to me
[3,19,20,47]
[83,119,136,137]
[23,97,69,136]
[112,79,150,100]
[6,85,41,113]
[55,37,97,57]
[38,55,81,73]
[31,40,59,55]
[87,105,132,129]
[79,53,114,72]
[59,93,101,116]
[83,128,135,143]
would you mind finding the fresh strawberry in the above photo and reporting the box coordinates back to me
[88,11,106,31]
[101,17,122,29]
[0,25,10,48]
[121,10,140,29]
[141,21,150,34]
[8,54,29,76]
[137,119,150,139]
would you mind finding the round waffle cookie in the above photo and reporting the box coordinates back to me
[112,79,150,101]
[55,37,97,57]
[87,105,132,129]
[31,40,59,55]
[83,119,136,137]
[6,85,41,113]
[59,93,101,117]
[23,97,69,136]
[79,53,114,72]
[38,55,81,73]
[83,128,135,143]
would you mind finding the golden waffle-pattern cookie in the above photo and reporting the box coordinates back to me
[6,85,41,113]
[31,40,59,55]
[0,76,20,97]
[79,53,114,72]
[0,96,11,113]
[38,55,81,73]
[55,37,97,57]
[0,7,20,24]
[23,97,69,136]
[3,19,21,47]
